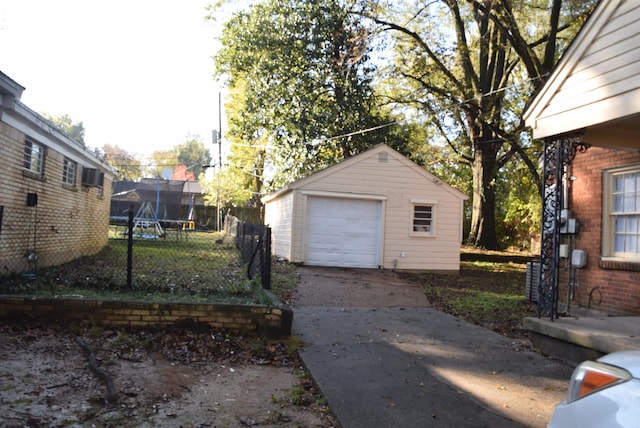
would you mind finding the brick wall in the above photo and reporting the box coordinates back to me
[560,146,640,315]
[0,121,113,275]
[0,294,293,337]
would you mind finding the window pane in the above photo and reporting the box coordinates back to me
[614,234,625,252]
[23,142,32,169]
[614,175,623,192]
[624,194,635,212]
[624,174,635,192]
[24,141,43,174]
[614,194,623,212]
[628,217,638,233]
[626,235,637,253]
[63,158,76,184]
[31,145,41,173]
[615,217,625,232]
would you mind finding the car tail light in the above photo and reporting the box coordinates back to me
[566,360,633,403]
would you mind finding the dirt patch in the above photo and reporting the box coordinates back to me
[290,266,431,308]
[0,321,337,427]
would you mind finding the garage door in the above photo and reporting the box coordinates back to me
[305,196,381,268]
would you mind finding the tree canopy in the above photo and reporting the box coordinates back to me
[212,0,597,248]
[101,144,143,182]
[359,0,596,248]
[213,0,410,194]
[41,113,85,146]
[147,136,212,180]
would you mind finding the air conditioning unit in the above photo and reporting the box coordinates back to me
[525,261,540,303]
[82,167,104,187]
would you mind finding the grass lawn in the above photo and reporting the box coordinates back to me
[3,237,538,340]
[1,231,271,305]
[404,248,538,339]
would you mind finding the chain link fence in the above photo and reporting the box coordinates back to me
[235,221,272,290]
[2,213,272,304]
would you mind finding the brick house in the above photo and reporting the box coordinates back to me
[0,71,116,276]
[524,0,640,317]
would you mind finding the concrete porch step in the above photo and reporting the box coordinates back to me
[524,316,640,364]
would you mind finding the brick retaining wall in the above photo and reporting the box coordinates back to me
[0,292,293,337]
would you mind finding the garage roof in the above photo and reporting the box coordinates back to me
[262,144,467,203]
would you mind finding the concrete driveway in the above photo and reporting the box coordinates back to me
[292,266,574,428]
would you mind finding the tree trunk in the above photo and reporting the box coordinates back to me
[468,128,500,249]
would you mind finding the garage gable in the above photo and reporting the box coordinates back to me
[273,144,466,202]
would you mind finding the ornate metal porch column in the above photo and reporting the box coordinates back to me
[539,131,588,319]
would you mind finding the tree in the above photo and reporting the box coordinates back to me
[148,150,178,179]
[175,136,212,179]
[42,113,85,146]
[361,0,596,249]
[213,0,409,196]
[101,144,143,182]
[147,136,212,179]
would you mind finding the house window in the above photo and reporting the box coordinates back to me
[23,139,45,175]
[604,165,640,259]
[411,202,436,236]
[63,157,77,185]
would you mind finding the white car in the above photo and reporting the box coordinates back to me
[548,350,640,427]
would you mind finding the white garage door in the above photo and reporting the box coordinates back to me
[305,196,381,268]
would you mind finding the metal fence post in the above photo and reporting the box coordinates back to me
[127,206,134,288]
[262,226,271,290]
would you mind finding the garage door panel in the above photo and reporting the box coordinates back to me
[305,197,381,268]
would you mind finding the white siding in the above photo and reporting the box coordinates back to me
[527,0,640,138]
[264,190,294,261]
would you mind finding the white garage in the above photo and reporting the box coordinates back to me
[262,144,467,271]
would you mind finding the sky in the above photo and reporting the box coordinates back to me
[1,0,240,159]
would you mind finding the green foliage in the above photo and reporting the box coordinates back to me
[270,260,301,304]
[2,231,268,305]
[41,113,85,146]
[175,136,212,179]
[148,136,211,179]
[200,82,267,208]
[412,252,537,337]
[101,144,143,182]
[211,0,596,246]
[213,0,410,197]
[361,0,597,248]
[148,149,177,178]
[497,157,542,250]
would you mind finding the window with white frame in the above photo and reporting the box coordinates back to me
[604,165,640,259]
[411,201,435,236]
[23,139,45,175]
[63,157,77,185]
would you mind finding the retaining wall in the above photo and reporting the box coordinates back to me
[0,292,292,337]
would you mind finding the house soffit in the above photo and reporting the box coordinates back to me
[583,113,640,150]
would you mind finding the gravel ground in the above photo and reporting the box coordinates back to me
[290,266,431,308]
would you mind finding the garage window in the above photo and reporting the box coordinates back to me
[411,202,435,236]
